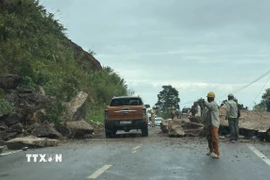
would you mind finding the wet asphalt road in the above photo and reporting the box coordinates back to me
[0,127,270,180]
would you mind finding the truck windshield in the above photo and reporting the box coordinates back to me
[110,98,143,106]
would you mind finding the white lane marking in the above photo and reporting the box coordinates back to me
[0,150,22,156]
[248,145,270,166]
[88,165,112,179]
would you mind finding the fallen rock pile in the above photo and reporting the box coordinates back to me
[5,135,59,150]
[161,118,205,137]
[57,120,94,138]
[0,74,97,151]
[161,106,270,142]
[219,105,270,141]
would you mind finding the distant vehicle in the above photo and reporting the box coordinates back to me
[104,96,150,138]
[182,107,191,118]
[154,117,163,126]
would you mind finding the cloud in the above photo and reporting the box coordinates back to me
[41,0,270,110]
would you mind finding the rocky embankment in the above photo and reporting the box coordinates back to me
[0,74,102,151]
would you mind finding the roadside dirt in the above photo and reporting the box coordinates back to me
[1,126,267,155]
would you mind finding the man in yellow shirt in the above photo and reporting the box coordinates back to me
[151,106,157,127]
[171,106,176,119]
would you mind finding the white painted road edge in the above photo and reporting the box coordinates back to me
[248,145,270,167]
[88,165,112,179]
[0,150,22,157]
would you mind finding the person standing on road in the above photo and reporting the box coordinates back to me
[195,102,201,117]
[203,91,220,159]
[234,97,241,140]
[190,102,197,116]
[234,98,241,120]
[171,106,177,120]
[225,94,238,143]
[266,97,270,112]
[151,106,157,127]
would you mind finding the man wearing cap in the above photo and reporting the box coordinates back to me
[225,94,239,143]
[203,91,220,159]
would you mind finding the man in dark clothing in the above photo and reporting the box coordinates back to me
[266,98,270,112]
[190,102,197,116]
[225,94,238,143]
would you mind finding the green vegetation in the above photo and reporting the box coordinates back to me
[155,85,180,119]
[254,88,270,111]
[0,0,133,122]
[0,98,14,117]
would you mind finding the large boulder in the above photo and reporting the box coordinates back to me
[4,89,18,105]
[29,109,46,124]
[64,120,94,138]
[168,124,185,137]
[181,121,204,137]
[163,119,205,137]
[26,123,39,133]
[0,74,23,90]
[63,91,88,121]
[181,121,204,129]
[17,88,47,106]
[4,113,22,126]
[36,86,46,96]
[31,121,63,139]
[5,136,59,150]
[219,108,270,138]
[168,119,185,137]
[0,131,18,141]
[0,139,5,146]
[160,120,169,133]
[0,121,8,131]
[189,116,202,124]
[10,122,23,133]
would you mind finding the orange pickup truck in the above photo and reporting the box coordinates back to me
[104,96,150,138]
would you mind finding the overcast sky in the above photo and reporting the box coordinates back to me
[41,0,270,109]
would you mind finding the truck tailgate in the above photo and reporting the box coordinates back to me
[108,106,143,120]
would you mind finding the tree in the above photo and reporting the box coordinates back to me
[196,98,205,110]
[127,88,135,96]
[88,49,96,56]
[254,88,270,110]
[155,85,180,118]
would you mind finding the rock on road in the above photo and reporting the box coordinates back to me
[0,127,270,180]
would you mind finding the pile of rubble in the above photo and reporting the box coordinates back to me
[219,105,270,141]
[161,106,270,142]
[0,74,95,151]
[161,117,205,137]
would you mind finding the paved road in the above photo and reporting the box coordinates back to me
[0,127,270,180]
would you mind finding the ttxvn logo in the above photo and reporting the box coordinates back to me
[26,154,62,162]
